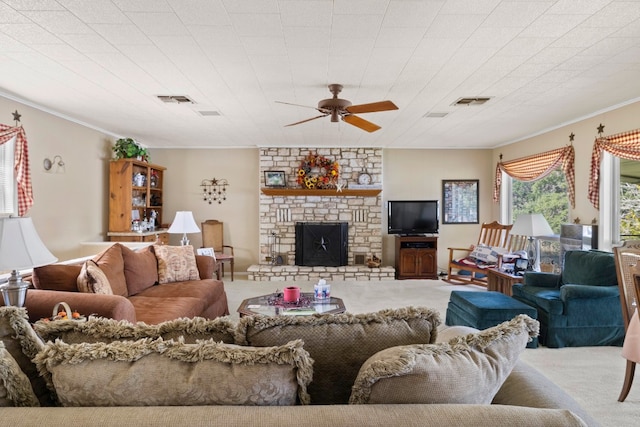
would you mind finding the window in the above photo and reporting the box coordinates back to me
[0,135,17,216]
[619,158,640,239]
[512,169,569,234]
[510,170,569,271]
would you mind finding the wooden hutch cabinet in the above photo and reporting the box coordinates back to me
[107,159,169,243]
[395,235,438,280]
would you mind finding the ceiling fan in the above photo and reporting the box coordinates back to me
[276,84,398,132]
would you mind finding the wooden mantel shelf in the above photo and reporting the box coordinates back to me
[261,188,381,197]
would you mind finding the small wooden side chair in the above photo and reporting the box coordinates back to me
[201,220,235,281]
[613,240,640,402]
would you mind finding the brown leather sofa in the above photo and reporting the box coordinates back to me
[23,243,229,324]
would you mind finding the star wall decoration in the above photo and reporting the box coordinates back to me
[12,110,21,124]
[597,123,605,135]
[569,133,575,142]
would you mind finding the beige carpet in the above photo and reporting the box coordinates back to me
[224,275,639,427]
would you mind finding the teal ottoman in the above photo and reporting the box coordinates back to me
[445,291,539,348]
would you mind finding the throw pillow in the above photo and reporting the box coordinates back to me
[34,338,313,406]
[92,243,128,297]
[34,316,236,345]
[0,342,40,407]
[153,244,199,284]
[30,264,82,292]
[77,260,113,295]
[349,314,539,405]
[0,307,52,406]
[120,245,158,295]
[237,306,441,404]
[468,244,507,264]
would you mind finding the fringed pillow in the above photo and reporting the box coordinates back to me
[34,316,236,345]
[0,307,52,406]
[0,342,40,407]
[35,338,312,407]
[77,260,113,295]
[237,306,441,405]
[349,314,539,405]
[153,244,199,284]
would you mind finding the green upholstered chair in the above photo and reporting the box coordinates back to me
[512,250,624,348]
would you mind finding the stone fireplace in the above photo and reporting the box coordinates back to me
[247,147,395,281]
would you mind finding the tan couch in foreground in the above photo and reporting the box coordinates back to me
[0,307,599,427]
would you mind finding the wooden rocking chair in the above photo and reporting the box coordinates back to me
[445,221,525,286]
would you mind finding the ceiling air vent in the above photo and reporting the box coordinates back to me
[424,112,448,118]
[157,95,195,104]
[197,110,221,117]
[452,97,491,106]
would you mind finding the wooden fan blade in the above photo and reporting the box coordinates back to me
[345,100,398,114]
[275,101,319,110]
[284,114,328,127]
[343,114,381,132]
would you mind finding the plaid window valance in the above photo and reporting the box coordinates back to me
[494,145,575,208]
[589,129,640,210]
[0,125,33,216]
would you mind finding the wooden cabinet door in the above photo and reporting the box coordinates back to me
[418,250,437,277]
[399,249,419,276]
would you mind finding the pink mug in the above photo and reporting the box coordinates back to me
[283,286,300,303]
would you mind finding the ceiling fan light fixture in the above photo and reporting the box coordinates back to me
[278,84,397,132]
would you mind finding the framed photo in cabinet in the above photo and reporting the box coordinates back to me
[442,179,479,224]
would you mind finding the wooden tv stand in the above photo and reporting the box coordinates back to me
[395,235,438,280]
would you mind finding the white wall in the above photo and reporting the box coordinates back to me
[0,97,114,260]
[383,149,494,272]
[150,148,260,272]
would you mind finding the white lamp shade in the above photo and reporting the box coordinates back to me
[511,213,554,237]
[167,211,200,234]
[0,217,58,271]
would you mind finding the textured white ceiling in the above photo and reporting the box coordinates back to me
[1,0,640,149]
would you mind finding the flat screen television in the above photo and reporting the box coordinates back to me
[387,200,439,235]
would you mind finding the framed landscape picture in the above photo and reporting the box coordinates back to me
[442,179,479,224]
[264,171,286,187]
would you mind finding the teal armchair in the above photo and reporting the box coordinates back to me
[512,250,625,348]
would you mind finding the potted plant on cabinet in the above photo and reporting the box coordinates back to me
[113,138,150,162]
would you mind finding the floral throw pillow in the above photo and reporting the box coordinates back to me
[153,245,199,284]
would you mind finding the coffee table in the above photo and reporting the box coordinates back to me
[237,292,346,317]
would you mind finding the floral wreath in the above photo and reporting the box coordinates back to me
[297,152,340,189]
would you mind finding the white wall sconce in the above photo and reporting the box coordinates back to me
[43,155,65,173]
[200,178,229,204]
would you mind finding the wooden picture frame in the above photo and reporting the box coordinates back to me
[442,179,479,224]
[264,171,286,187]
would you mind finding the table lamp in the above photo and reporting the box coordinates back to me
[168,211,200,246]
[0,217,58,307]
[511,213,554,272]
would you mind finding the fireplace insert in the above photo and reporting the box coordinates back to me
[295,222,348,267]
